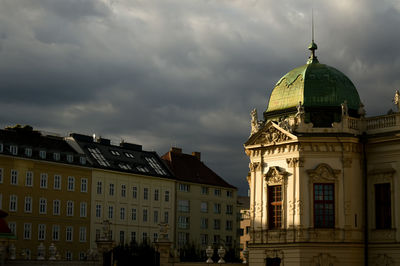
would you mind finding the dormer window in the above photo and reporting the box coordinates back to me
[80,157,86,165]
[125,152,135,158]
[10,145,18,155]
[67,154,73,163]
[25,148,32,157]
[110,150,120,156]
[39,150,46,159]
[53,153,60,161]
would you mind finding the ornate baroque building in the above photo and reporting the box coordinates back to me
[244,41,400,265]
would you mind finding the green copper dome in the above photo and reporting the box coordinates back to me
[266,45,361,113]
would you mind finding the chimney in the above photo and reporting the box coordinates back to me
[192,151,201,160]
[171,147,182,154]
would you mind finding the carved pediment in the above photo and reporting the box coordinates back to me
[245,121,297,147]
[265,166,288,185]
[307,163,340,183]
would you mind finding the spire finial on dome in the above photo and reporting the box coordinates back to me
[307,8,319,64]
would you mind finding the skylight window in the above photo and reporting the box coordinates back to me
[145,157,167,175]
[110,150,120,156]
[125,152,135,158]
[136,166,149,173]
[118,163,132,170]
[88,147,110,167]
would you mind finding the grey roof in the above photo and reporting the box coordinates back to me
[0,125,88,166]
[70,133,175,179]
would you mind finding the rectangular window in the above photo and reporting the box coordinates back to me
[153,233,158,242]
[121,184,126,197]
[9,195,17,212]
[178,200,190,212]
[313,183,334,228]
[132,186,137,198]
[38,224,46,240]
[54,175,61,190]
[214,189,221,196]
[120,208,125,220]
[154,210,159,223]
[165,191,170,202]
[178,232,189,246]
[40,173,48,188]
[120,230,125,244]
[66,226,73,241]
[79,252,86,261]
[52,225,60,241]
[164,211,169,223]
[226,236,233,246]
[53,200,60,215]
[109,184,114,196]
[226,190,233,197]
[80,157,86,165]
[214,219,220,230]
[79,227,86,242]
[80,202,87,217]
[8,222,16,235]
[96,204,102,218]
[201,234,208,245]
[179,183,190,192]
[67,154,74,163]
[67,176,75,191]
[142,232,148,244]
[213,235,220,244]
[132,208,137,221]
[375,183,391,229]
[25,147,32,157]
[10,145,18,155]
[201,218,208,229]
[53,152,60,161]
[214,203,221,214]
[0,168,2,183]
[39,150,46,159]
[24,223,32,239]
[143,209,148,222]
[143,188,149,200]
[108,206,114,219]
[226,220,233,231]
[81,178,88,192]
[131,232,136,243]
[39,198,47,214]
[11,170,18,185]
[66,251,72,260]
[97,181,102,194]
[25,171,33,186]
[154,189,159,201]
[67,201,74,216]
[201,187,209,195]
[24,196,32,213]
[178,216,190,229]
[226,205,233,215]
[201,202,208,213]
[96,229,101,240]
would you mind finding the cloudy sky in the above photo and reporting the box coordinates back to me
[1,0,399,195]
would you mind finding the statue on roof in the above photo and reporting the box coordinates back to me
[341,100,348,117]
[251,109,260,135]
[393,90,400,112]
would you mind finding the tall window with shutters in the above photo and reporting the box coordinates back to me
[375,183,391,229]
[268,185,282,229]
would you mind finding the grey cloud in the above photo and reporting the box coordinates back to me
[0,0,399,194]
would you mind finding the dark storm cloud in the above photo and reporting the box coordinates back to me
[0,0,399,194]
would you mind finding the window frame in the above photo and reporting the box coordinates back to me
[313,183,335,228]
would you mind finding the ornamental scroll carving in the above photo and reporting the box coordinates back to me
[249,162,262,172]
[254,126,290,145]
[307,163,340,183]
[264,166,288,185]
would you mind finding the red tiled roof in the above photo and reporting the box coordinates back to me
[161,149,236,189]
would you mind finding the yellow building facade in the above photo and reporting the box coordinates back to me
[0,126,91,261]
